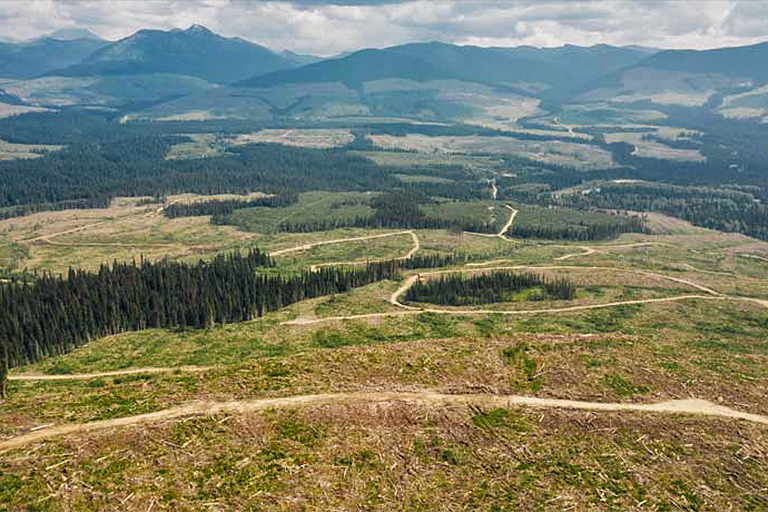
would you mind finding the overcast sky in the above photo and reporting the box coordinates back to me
[3,0,768,55]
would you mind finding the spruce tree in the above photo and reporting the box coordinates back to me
[0,340,8,399]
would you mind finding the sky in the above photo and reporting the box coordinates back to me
[2,0,768,56]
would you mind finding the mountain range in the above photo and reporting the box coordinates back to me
[235,41,653,98]
[1,24,767,126]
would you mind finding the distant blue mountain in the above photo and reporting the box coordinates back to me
[0,37,107,79]
[52,25,311,84]
[45,28,104,41]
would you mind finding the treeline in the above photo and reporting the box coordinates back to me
[164,193,298,219]
[509,218,646,241]
[0,196,111,221]
[405,271,576,306]
[509,206,647,241]
[0,249,404,369]
[399,252,469,269]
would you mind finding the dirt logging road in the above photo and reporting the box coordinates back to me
[269,230,417,258]
[2,392,766,452]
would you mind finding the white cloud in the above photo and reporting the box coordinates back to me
[0,0,766,55]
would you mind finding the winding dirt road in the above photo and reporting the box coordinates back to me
[555,246,597,260]
[497,205,517,239]
[285,262,758,325]
[19,202,176,244]
[390,265,724,307]
[554,242,671,261]
[286,294,725,325]
[269,230,417,257]
[2,391,765,453]
[20,219,116,244]
[463,204,517,240]
[9,366,211,382]
[740,253,768,264]
[308,231,420,272]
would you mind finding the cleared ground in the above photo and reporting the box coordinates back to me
[368,134,616,169]
[0,138,62,160]
[3,189,768,510]
[604,132,705,162]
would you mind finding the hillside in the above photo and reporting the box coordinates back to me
[575,40,768,107]
[507,43,655,89]
[636,40,768,83]
[52,25,308,84]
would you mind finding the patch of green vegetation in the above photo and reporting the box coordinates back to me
[502,343,542,391]
[113,373,156,385]
[0,470,48,505]
[394,173,454,184]
[312,329,353,349]
[602,373,650,397]
[0,241,28,271]
[471,408,529,432]
[416,312,460,338]
[270,411,323,446]
[692,308,768,340]
[260,360,294,379]
[474,314,506,337]
[43,361,77,375]
[582,304,641,333]
[510,202,646,240]
[666,479,703,511]
[336,449,379,468]
[73,389,162,421]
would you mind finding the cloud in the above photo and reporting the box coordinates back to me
[0,0,766,55]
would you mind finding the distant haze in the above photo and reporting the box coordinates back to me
[2,0,768,56]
